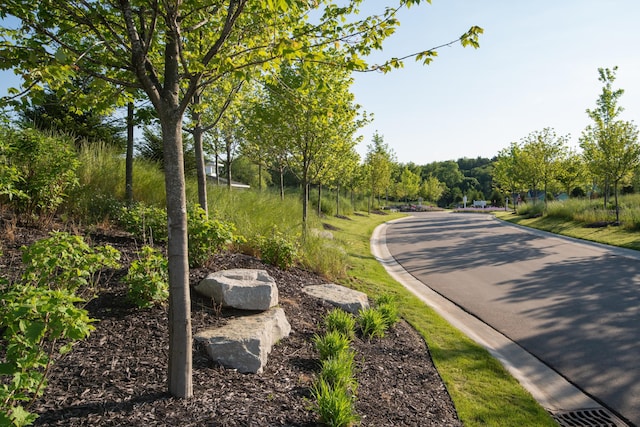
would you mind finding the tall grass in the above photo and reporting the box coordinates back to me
[68,143,354,275]
[541,195,640,230]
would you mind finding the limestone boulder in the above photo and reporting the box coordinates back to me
[194,307,291,374]
[195,268,278,311]
[303,283,369,314]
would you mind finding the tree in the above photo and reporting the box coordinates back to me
[556,150,587,197]
[580,67,640,223]
[396,166,421,202]
[364,132,395,209]
[519,128,568,206]
[420,175,445,203]
[2,1,481,399]
[493,142,525,211]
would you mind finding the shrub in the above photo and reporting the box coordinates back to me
[0,285,95,427]
[257,227,299,270]
[358,308,387,340]
[20,231,121,298]
[9,128,79,223]
[313,330,352,361]
[324,308,356,339]
[311,378,359,427]
[124,246,168,308]
[118,203,167,244]
[187,205,245,267]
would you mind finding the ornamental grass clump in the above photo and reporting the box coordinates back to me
[311,378,359,427]
[324,308,356,339]
[357,307,387,340]
[375,294,400,328]
[313,330,352,361]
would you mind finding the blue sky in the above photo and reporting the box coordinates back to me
[2,1,640,165]
[351,0,640,164]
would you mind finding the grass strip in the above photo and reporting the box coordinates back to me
[495,210,640,250]
[324,212,557,426]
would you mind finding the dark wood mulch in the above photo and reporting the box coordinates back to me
[1,225,461,427]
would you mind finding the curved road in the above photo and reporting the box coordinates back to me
[384,212,640,426]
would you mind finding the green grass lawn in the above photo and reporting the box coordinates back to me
[495,210,640,251]
[323,212,557,427]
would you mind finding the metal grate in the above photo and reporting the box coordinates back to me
[552,408,629,427]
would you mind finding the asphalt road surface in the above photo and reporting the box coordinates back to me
[385,212,640,426]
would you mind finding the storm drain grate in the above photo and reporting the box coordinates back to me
[552,408,629,427]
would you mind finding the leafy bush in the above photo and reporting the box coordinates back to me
[311,378,359,427]
[21,231,121,298]
[324,308,356,339]
[0,233,115,426]
[313,330,352,361]
[0,130,27,203]
[187,205,245,267]
[124,246,168,308]
[257,227,299,270]
[0,285,95,426]
[358,307,387,340]
[8,128,79,223]
[118,203,168,244]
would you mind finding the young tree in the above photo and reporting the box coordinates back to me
[492,142,525,211]
[420,175,445,204]
[396,166,422,202]
[580,67,640,223]
[364,132,395,210]
[519,128,568,206]
[1,1,481,399]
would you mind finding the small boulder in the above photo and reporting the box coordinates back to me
[194,307,291,374]
[195,269,278,311]
[303,283,369,314]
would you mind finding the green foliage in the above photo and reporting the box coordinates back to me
[515,202,546,219]
[187,205,245,268]
[21,231,121,297]
[257,227,299,270]
[375,294,400,328]
[0,128,27,202]
[124,246,168,308]
[0,285,95,426]
[317,350,357,393]
[357,307,387,340]
[118,203,168,244]
[0,234,111,426]
[8,128,80,222]
[324,308,356,339]
[313,330,352,361]
[311,378,359,427]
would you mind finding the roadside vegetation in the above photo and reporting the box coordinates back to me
[0,132,557,425]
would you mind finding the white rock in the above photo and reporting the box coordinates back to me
[195,268,278,311]
[194,307,291,374]
[303,283,369,314]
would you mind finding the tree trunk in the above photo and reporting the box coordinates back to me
[125,102,134,205]
[614,181,620,224]
[258,163,262,191]
[335,184,340,216]
[161,111,192,399]
[215,153,221,186]
[192,94,208,216]
[225,135,232,191]
[317,183,322,216]
[279,166,285,200]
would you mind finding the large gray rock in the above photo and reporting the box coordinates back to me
[303,283,369,314]
[195,268,278,311]
[194,307,291,374]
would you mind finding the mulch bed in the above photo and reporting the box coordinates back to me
[1,224,461,426]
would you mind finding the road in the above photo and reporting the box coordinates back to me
[384,212,640,426]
